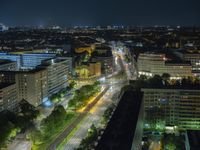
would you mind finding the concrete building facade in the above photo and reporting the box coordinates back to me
[142,88,200,129]
[89,62,101,77]
[39,58,69,96]
[0,83,18,112]
[0,69,48,107]
[92,56,114,75]
[137,53,192,78]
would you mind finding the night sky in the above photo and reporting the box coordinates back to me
[0,0,200,26]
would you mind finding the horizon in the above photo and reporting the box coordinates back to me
[1,24,200,28]
[0,0,200,26]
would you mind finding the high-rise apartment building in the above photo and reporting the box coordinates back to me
[16,69,48,107]
[142,87,200,129]
[0,68,48,107]
[38,58,70,96]
[0,83,18,112]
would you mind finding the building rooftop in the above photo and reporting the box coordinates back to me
[142,85,200,90]
[95,45,111,51]
[0,67,46,74]
[181,49,200,55]
[96,89,143,150]
[38,57,67,66]
[0,59,15,65]
[0,82,15,89]
[0,52,56,57]
[165,60,191,66]
[92,50,113,58]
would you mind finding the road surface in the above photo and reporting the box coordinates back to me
[62,83,125,150]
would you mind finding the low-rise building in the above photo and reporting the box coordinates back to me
[75,62,101,79]
[75,46,94,55]
[182,51,200,77]
[137,53,166,77]
[137,52,192,78]
[174,50,200,77]
[88,62,101,77]
[92,49,114,75]
[165,62,192,79]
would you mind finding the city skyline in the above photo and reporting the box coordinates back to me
[0,0,200,26]
[1,1,200,149]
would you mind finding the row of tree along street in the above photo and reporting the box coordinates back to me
[68,81,101,110]
[30,81,101,150]
[0,100,39,148]
[0,81,101,149]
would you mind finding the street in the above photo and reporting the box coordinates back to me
[47,86,110,150]
[8,43,135,150]
[60,44,132,150]
[62,82,125,150]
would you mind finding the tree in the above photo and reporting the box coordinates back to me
[139,75,148,81]
[68,82,100,110]
[93,81,100,87]
[181,77,193,86]
[0,101,40,148]
[162,73,170,85]
[78,124,98,149]
[134,78,147,89]
[102,105,115,125]
[29,129,42,144]
[40,105,66,136]
[69,80,77,89]
[148,75,163,87]
[164,134,177,150]
[165,142,176,150]
[0,114,20,148]
[19,99,39,120]
[194,77,200,85]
